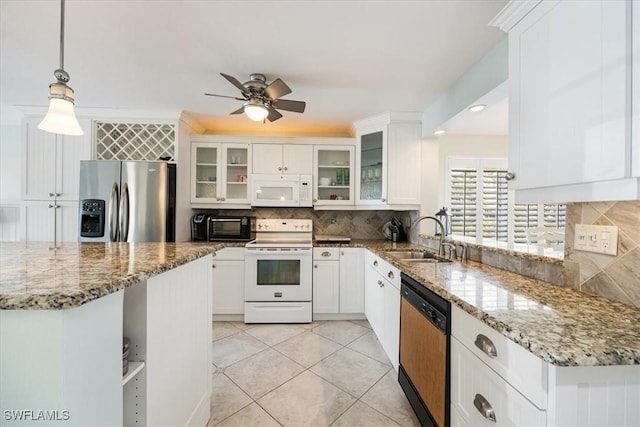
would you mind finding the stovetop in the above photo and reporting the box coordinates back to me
[247,218,313,248]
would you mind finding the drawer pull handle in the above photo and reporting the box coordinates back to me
[377,280,384,287]
[321,251,331,257]
[475,334,498,358]
[373,260,378,266]
[387,271,394,279]
[473,393,496,422]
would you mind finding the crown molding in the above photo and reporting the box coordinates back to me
[489,0,543,32]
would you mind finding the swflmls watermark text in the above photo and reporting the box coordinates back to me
[3,410,70,421]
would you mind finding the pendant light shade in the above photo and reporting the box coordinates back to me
[244,100,269,122]
[38,0,83,136]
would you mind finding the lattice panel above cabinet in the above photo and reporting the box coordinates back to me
[95,122,175,161]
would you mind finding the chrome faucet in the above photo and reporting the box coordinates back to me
[412,215,446,256]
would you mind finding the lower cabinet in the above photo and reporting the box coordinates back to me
[23,200,78,243]
[364,249,400,371]
[212,247,245,316]
[451,305,640,427]
[312,247,364,316]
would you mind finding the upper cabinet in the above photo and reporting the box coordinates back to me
[354,113,422,209]
[252,143,313,175]
[23,117,92,201]
[493,0,640,203]
[313,145,355,206]
[190,138,251,207]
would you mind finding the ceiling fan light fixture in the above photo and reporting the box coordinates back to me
[38,0,83,136]
[244,101,269,122]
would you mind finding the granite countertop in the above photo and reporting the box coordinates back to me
[2,240,639,367]
[344,240,640,367]
[0,241,240,310]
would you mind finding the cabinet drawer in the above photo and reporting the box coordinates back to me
[212,247,245,260]
[452,305,547,409]
[313,247,340,260]
[366,250,400,289]
[452,337,546,426]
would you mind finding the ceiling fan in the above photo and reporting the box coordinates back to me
[205,73,306,122]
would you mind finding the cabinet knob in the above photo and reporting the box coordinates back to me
[387,271,394,279]
[313,198,318,203]
[474,334,498,358]
[212,264,216,268]
[473,394,496,422]
[377,280,384,287]
[373,260,378,267]
[278,167,282,171]
[221,197,226,201]
[381,198,386,202]
[283,166,288,171]
[314,264,318,268]
[505,172,515,181]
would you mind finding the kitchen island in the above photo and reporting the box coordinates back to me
[0,242,222,427]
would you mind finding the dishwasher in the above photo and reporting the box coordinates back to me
[399,272,450,427]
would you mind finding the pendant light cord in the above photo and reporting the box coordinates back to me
[59,0,65,71]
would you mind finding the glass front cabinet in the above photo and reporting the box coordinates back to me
[313,145,355,206]
[356,126,388,206]
[191,141,251,206]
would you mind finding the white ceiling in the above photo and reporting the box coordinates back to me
[0,0,507,135]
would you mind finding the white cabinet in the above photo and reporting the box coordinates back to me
[364,250,400,371]
[354,113,421,208]
[23,200,79,243]
[494,0,640,203]
[313,247,364,316]
[451,304,640,427]
[212,247,245,316]
[313,248,340,314]
[252,143,312,175]
[313,145,355,206]
[190,141,251,206]
[339,248,364,313]
[22,117,91,243]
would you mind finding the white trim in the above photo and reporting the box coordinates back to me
[489,0,544,32]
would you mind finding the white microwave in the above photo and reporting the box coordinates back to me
[251,174,313,207]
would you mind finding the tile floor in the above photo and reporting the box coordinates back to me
[208,320,420,427]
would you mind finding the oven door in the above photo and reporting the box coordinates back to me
[244,247,312,301]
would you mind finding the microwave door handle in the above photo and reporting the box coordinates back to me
[109,182,119,242]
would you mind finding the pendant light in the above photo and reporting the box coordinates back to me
[38,0,84,136]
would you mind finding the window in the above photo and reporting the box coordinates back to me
[446,157,565,249]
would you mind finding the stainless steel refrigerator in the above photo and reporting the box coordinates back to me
[78,160,176,242]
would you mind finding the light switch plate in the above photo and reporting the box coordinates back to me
[574,224,618,256]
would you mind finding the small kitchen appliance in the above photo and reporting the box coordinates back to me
[191,214,253,241]
[244,218,313,323]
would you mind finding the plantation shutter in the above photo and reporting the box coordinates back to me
[543,204,566,228]
[513,204,539,243]
[482,169,509,242]
[449,168,477,237]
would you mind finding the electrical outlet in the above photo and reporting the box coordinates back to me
[574,224,618,256]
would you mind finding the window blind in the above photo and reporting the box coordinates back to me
[482,169,509,242]
[449,168,477,237]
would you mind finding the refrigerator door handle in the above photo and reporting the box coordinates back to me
[119,183,130,242]
[109,182,119,242]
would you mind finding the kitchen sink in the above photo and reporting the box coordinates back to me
[385,250,451,263]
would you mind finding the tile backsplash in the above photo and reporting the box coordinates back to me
[201,208,413,240]
[564,201,640,308]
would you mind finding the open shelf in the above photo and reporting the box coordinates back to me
[122,361,145,386]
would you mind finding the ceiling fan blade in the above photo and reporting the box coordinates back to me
[220,72,248,93]
[204,92,246,100]
[272,99,306,113]
[266,106,283,122]
[264,78,292,99]
[230,107,245,115]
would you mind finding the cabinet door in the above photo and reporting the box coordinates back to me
[23,202,55,242]
[314,146,355,206]
[221,144,250,204]
[191,143,221,203]
[510,0,629,190]
[212,259,245,314]
[339,248,364,313]
[387,122,421,205]
[57,201,79,242]
[283,145,313,175]
[252,144,283,174]
[356,127,387,206]
[382,277,400,372]
[57,119,91,201]
[23,118,57,200]
[313,260,340,314]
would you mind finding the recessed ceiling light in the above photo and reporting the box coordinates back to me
[433,129,446,135]
[468,104,486,112]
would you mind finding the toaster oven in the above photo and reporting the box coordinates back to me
[192,214,254,241]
